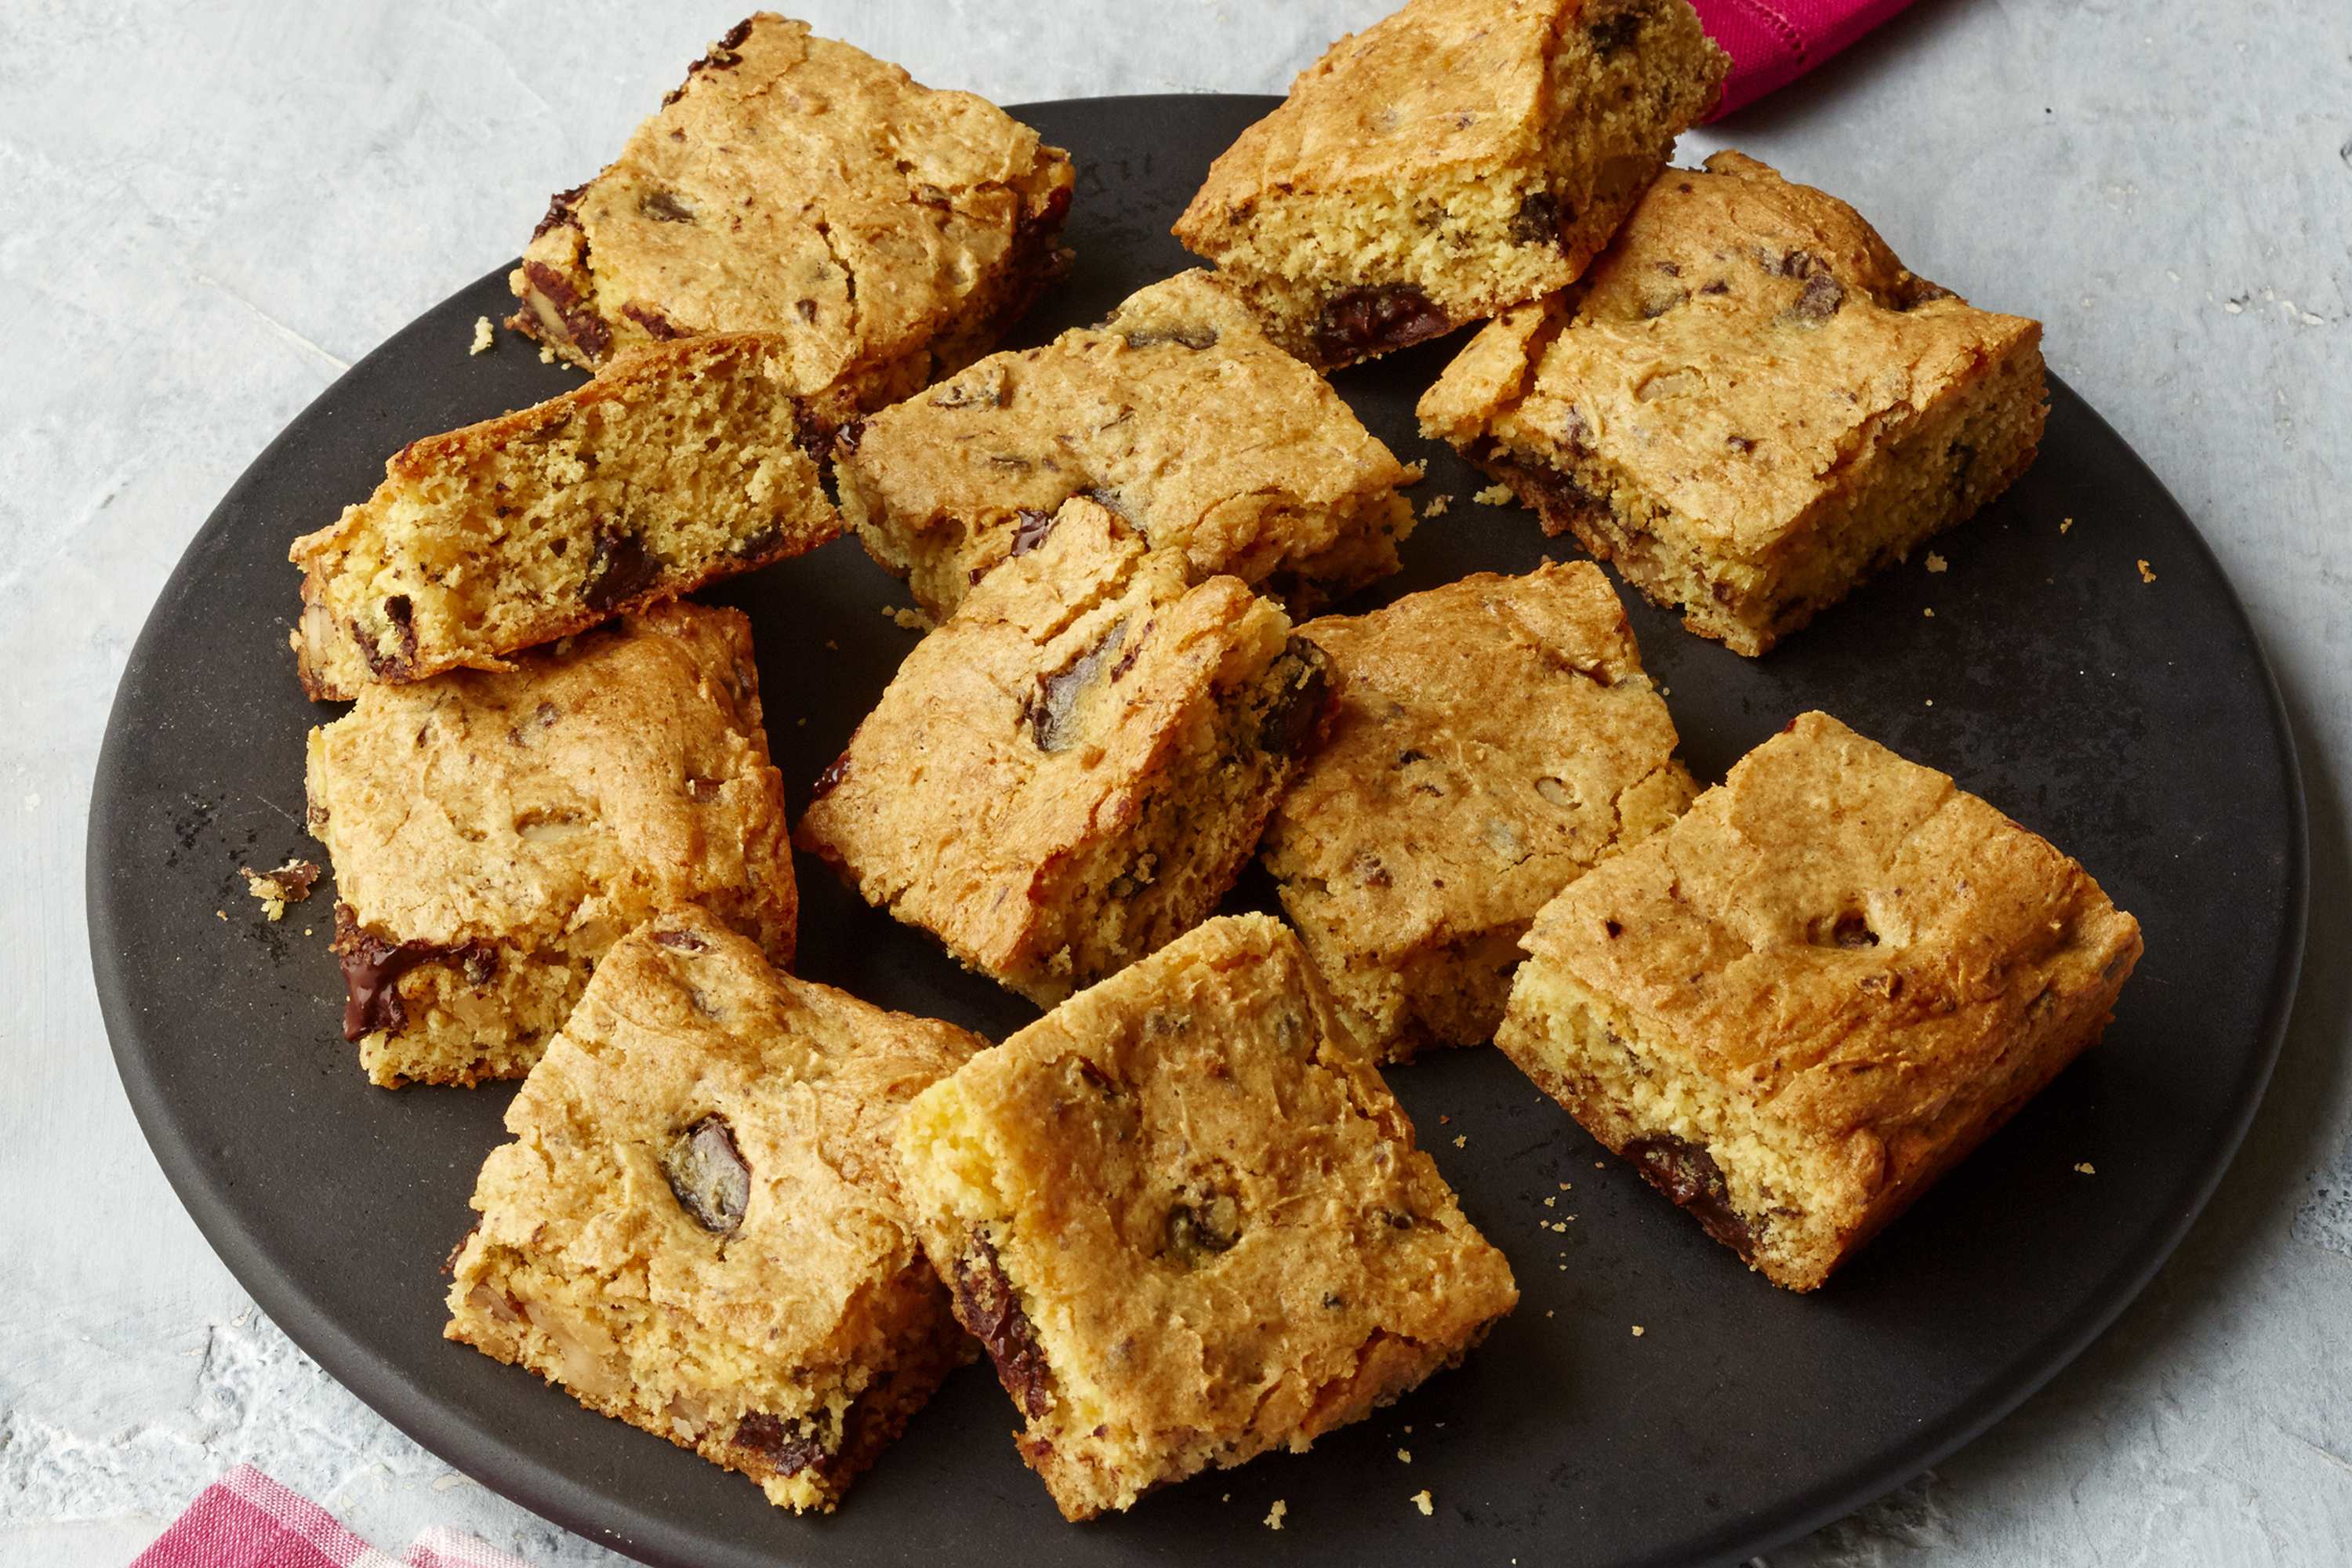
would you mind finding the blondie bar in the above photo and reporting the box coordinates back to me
[796,499,1330,1007]
[1261,562,1693,1061]
[307,602,795,1087]
[289,332,837,701]
[445,909,980,1511]
[1173,0,1726,367]
[837,270,1419,622]
[510,14,1073,424]
[1420,151,2047,655]
[893,914,1519,1519]
[1496,712,2142,1290]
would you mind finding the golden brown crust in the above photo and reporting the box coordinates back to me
[894,915,1519,1518]
[1419,151,2048,654]
[1261,563,1693,1059]
[1173,0,1726,365]
[1497,712,2142,1288]
[796,499,1326,1006]
[508,13,1073,407]
[445,909,982,1511]
[835,270,1419,622]
[307,602,796,1087]
[289,332,839,701]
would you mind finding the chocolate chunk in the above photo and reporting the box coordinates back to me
[1511,191,1565,245]
[621,303,688,340]
[1700,278,1731,296]
[1488,456,1607,536]
[1563,406,1594,453]
[1314,283,1453,362]
[1829,912,1878,949]
[667,16,754,103]
[517,262,612,361]
[1726,434,1757,453]
[833,419,866,458]
[583,528,661,613]
[332,903,498,1040]
[1121,325,1218,350]
[734,1413,829,1478]
[1624,1134,1757,1258]
[1025,621,1128,753]
[531,181,590,241]
[1785,269,1846,322]
[639,189,695,223]
[685,776,722,802]
[664,1114,751,1236]
[1163,1193,1241,1261]
[1896,276,1956,310]
[1949,441,1978,498]
[955,1233,1053,1418]
[733,524,783,561]
[1256,637,1334,759]
[356,594,419,681]
[1008,507,1059,556]
[1588,8,1646,58]
[651,927,709,953]
[810,751,852,800]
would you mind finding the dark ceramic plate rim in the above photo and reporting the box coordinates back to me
[89,93,2307,1568]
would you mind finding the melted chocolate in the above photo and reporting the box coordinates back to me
[1624,1134,1758,1259]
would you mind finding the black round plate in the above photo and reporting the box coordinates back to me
[90,96,2305,1568]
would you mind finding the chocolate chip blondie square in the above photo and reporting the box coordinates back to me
[797,499,1330,1007]
[446,908,981,1512]
[1172,0,1726,368]
[1420,152,2047,655]
[894,914,1519,1519]
[307,602,795,1087]
[1497,713,2142,1290]
[837,270,1420,623]
[290,332,838,701]
[511,13,1073,425]
[1261,562,1693,1062]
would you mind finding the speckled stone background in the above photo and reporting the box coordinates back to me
[5,2,2347,1564]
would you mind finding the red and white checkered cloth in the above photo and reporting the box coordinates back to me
[132,1466,531,1568]
[1695,0,1917,116]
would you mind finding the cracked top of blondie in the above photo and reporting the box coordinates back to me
[1519,712,2141,1138]
[1419,152,2042,556]
[510,13,1072,398]
[308,601,794,960]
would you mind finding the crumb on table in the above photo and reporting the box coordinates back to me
[241,858,321,921]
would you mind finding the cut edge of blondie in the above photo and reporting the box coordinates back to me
[1178,0,1726,366]
[1454,321,2047,656]
[290,336,840,699]
[1497,929,2136,1290]
[445,1236,965,1512]
[1284,756,1695,1061]
[1007,634,1334,1006]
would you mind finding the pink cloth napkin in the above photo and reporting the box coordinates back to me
[132,1466,531,1568]
[1693,0,1918,116]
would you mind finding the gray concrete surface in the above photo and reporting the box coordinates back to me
[4,2,2347,1563]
